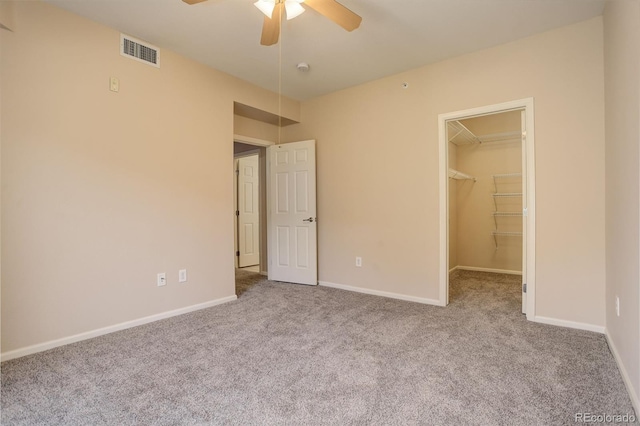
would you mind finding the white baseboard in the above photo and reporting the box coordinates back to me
[532,315,605,334]
[605,330,640,415]
[0,295,237,362]
[319,281,444,306]
[452,266,523,275]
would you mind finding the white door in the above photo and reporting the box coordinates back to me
[521,110,527,314]
[238,155,260,267]
[267,140,317,285]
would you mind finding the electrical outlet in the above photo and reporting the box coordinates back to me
[616,296,620,317]
[355,257,362,267]
[179,269,187,283]
[157,272,166,287]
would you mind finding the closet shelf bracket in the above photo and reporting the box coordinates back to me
[447,120,481,146]
[491,231,523,249]
[448,168,476,182]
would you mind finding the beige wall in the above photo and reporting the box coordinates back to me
[1,0,621,360]
[285,17,606,326]
[0,1,299,354]
[0,1,14,31]
[234,115,279,142]
[455,111,522,272]
[604,0,640,409]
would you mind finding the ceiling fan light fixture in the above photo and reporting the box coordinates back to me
[284,1,305,20]
[254,0,275,18]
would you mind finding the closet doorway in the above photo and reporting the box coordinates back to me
[438,98,536,319]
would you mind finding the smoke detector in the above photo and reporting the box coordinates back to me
[296,62,310,72]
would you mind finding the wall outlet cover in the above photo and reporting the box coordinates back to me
[157,272,166,287]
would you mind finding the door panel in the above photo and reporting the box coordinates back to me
[268,140,317,285]
[238,155,260,267]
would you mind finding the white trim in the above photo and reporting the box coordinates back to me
[439,116,449,305]
[532,315,605,334]
[453,266,523,275]
[319,281,444,306]
[233,134,275,147]
[260,271,268,276]
[606,330,640,414]
[438,98,536,320]
[0,295,237,362]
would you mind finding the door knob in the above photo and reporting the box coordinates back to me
[303,217,315,223]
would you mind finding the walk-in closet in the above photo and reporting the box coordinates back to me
[447,110,525,310]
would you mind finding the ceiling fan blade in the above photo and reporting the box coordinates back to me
[303,0,362,32]
[260,3,283,46]
[182,0,208,4]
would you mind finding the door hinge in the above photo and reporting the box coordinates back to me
[236,210,239,216]
[236,251,240,257]
[523,283,527,293]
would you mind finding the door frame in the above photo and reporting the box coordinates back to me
[233,135,274,274]
[438,98,536,320]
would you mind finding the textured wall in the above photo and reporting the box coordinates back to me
[285,18,606,327]
[603,0,640,411]
[0,1,299,354]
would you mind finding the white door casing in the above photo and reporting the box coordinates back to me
[267,140,318,285]
[238,155,260,267]
[438,98,536,319]
[521,110,527,314]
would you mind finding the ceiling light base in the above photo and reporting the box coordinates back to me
[297,62,310,72]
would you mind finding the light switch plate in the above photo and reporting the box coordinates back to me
[109,77,119,92]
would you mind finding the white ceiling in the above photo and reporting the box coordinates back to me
[43,0,606,101]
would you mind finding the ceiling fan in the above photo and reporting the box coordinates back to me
[182,0,362,46]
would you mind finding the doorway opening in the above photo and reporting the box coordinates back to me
[234,138,270,296]
[232,136,319,296]
[438,98,536,319]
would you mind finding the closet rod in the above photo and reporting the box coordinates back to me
[493,193,522,197]
[493,173,522,179]
[477,131,522,144]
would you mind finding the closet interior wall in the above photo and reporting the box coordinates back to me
[449,111,523,274]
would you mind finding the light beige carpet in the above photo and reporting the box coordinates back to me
[2,270,636,425]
